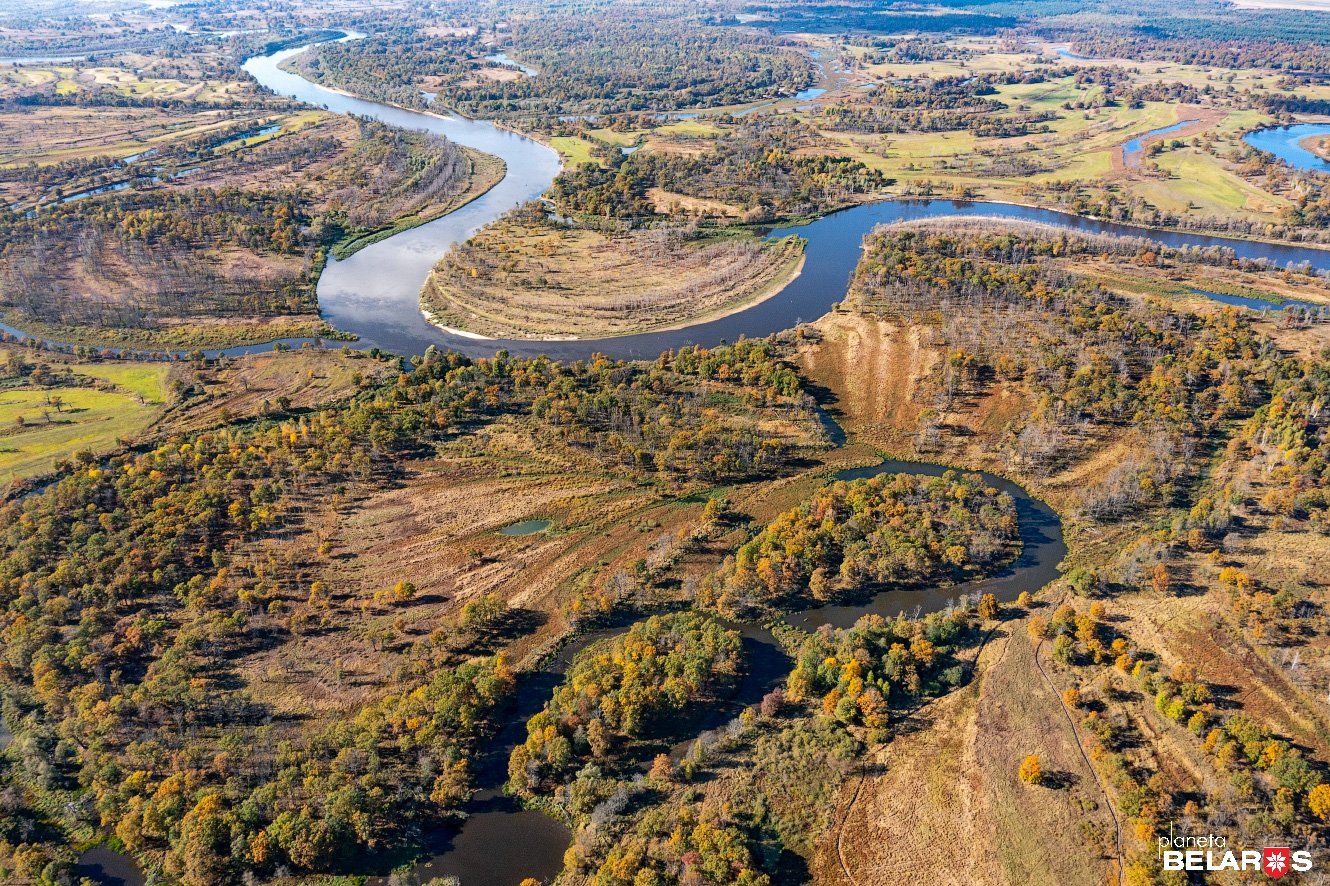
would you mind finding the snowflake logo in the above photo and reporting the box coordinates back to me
[1263,847,1290,879]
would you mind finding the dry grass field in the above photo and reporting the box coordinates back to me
[812,628,1118,886]
[422,216,805,339]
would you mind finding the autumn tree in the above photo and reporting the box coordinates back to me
[1019,755,1043,786]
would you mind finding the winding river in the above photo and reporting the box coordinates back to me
[214,33,1330,365]
[44,31,1330,886]
[373,451,1066,886]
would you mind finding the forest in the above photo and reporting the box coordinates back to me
[815,73,1055,138]
[508,612,744,811]
[846,221,1296,519]
[298,5,814,121]
[0,340,821,880]
[6,1,1330,884]
[0,110,484,341]
[786,605,988,735]
[701,471,1018,617]
[549,116,889,222]
[0,187,318,329]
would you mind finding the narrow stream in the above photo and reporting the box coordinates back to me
[1121,119,1199,167]
[384,440,1066,886]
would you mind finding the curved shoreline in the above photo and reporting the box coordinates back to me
[418,239,808,343]
[1299,132,1330,162]
[8,195,1330,364]
[1243,121,1330,173]
[367,443,1067,885]
[9,45,1330,360]
[330,149,508,261]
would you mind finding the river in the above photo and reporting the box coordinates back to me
[225,33,1330,364]
[237,32,563,359]
[9,41,1330,360]
[67,423,1067,885]
[45,29,1327,886]
[216,192,1330,362]
[1243,123,1330,173]
[378,447,1066,886]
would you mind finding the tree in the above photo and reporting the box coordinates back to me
[587,718,610,758]
[1018,754,1043,786]
[1150,564,1172,596]
[461,593,506,630]
[1308,783,1330,821]
[978,593,999,620]
[173,793,235,886]
[648,753,676,784]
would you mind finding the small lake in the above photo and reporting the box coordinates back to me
[1122,119,1198,167]
[484,52,538,77]
[1191,287,1325,313]
[74,845,143,886]
[1054,46,1094,61]
[498,518,551,535]
[1243,123,1330,173]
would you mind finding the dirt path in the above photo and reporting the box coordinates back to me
[1033,596,1124,886]
[829,620,1015,885]
[820,604,1121,886]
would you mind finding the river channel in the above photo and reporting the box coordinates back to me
[223,33,1330,363]
[366,448,1067,886]
[46,30,1330,886]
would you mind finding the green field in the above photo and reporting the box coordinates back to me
[1146,147,1287,214]
[73,363,170,403]
[547,135,599,165]
[653,118,722,138]
[0,364,170,481]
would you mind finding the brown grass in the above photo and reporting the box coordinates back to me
[421,218,805,339]
[156,348,395,436]
[813,629,1116,885]
[796,312,936,447]
[1303,134,1330,162]
[647,187,745,218]
[233,424,700,720]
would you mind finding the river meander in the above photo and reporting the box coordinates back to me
[48,31,1330,886]
[369,450,1067,886]
[227,33,1330,364]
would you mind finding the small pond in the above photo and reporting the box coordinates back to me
[1191,288,1324,313]
[498,518,552,536]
